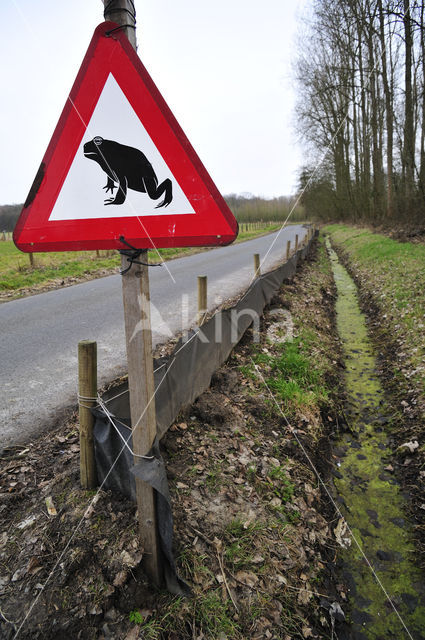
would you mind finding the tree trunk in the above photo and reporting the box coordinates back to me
[418,2,425,207]
[379,0,394,218]
[367,11,384,220]
[403,0,415,211]
[358,22,371,218]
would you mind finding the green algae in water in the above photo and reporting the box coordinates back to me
[326,239,425,640]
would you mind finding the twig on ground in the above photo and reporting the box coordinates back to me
[216,552,238,612]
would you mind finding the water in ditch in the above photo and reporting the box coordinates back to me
[326,239,425,640]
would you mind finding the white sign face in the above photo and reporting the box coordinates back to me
[49,73,195,221]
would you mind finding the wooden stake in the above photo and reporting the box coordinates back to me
[197,275,207,326]
[286,240,291,261]
[29,252,34,268]
[295,234,299,251]
[254,253,261,277]
[78,340,97,489]
[121,253,162,585]
[104,0,162,587]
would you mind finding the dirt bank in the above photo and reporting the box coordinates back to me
[0,240,347,639]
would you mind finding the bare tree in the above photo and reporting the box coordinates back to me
[295,0,425,225]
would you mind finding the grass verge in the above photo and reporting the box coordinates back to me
[0,224,283,301]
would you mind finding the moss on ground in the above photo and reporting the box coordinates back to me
[327,239,425,638]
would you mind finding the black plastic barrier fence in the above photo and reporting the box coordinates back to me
[92,230,317,592]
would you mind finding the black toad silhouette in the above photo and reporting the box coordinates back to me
[83,136,173,207]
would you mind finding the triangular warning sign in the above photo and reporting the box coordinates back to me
[14,22,238,252]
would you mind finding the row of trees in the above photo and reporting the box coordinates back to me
[0,197,304,233]
[0,204,21,231]
[296,0,425,224]
[225,194,304,223]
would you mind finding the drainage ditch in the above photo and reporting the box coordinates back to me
[326,238,425,640]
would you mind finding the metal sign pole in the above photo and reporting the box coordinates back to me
[103,0,162,587]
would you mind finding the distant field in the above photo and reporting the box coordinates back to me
[0,222,285,298]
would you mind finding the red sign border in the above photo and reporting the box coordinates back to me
[13,22,238,252]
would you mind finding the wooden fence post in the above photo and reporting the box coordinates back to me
[295,234,299,251]
[254,253,260,277]
[286,240,291,261]
[78,340,97,489]
[121,253,162,585]
[197,275,207,326]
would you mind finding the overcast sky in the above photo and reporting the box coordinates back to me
[1,0,309,205]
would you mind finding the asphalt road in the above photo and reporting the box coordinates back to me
[0,225,306,451]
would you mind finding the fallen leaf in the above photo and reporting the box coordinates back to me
[113,570,128,587]
[16,515,37,530]
[124,625,141,640]
[329,601,345,622]
[235,570,258,587]
[242,509,257,528]
[213,537,223,552]
[270,497,282,507]
[121,550,143,568]
[334,518,351,548]
[89,604,102,615]
[397,441,419,455]
[45,496,57,516]
[298,588,312,605]
[252,554,264,564]
[27,557,41,575]
[12,567,26,582]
